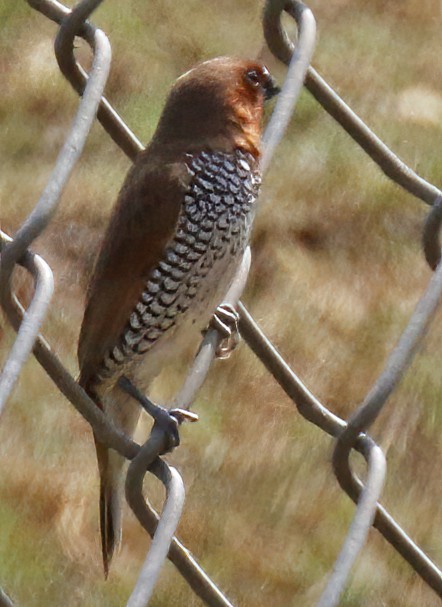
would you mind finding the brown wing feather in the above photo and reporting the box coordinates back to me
[78,146,190,389]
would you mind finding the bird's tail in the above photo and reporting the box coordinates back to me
[92,382,142,577]
[95,438,124,578]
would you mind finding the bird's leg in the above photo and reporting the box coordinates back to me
[117,376,198,453]
[209,303,241,359]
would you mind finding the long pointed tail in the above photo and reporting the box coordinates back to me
[87,381,142,577]
[95,438,124,578]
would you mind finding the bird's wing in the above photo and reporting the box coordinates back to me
[78,149,190,390]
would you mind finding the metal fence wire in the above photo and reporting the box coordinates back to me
[0,0,441,606]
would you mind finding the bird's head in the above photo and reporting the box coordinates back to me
[152,57,279,158]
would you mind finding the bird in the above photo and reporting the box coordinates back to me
[77,56,279,577]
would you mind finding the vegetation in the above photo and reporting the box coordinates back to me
[1,1,441,605]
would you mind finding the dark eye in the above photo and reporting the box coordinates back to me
[245,69,261,87]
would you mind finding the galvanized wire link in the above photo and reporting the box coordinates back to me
[423,194,442,270]
[263,1,442,206]
[326,251,442,602]
[261,1,316,173]
[28,0,144,159]
[0,231,140,460]
[0,235,54,417]
[125,435,185,607]
[316,444,386,607]
[2,0,109,268]
[313,212,442,603]
[0,0,111,413]
[237,304,442,597]
[304,71,442,205]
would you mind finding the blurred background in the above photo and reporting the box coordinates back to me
[1,1,441,605]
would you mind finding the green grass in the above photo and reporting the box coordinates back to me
[1,0,441,606]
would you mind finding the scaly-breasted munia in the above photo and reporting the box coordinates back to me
[78,57,279,576]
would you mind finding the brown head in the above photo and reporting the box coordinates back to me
[151,57,279,158]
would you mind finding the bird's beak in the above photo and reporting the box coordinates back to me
[264,78,280,101]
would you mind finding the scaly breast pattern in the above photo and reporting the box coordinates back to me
[98,149,261,382]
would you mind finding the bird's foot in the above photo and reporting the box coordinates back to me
[152,406,199,453]
[210,303,240,359]
[118,376,198,453]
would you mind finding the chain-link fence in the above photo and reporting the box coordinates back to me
[0,1,441,606]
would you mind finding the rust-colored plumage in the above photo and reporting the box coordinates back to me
[78,57,278,576]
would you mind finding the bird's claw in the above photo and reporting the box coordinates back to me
[153,408,180,452]
[153,406,199,453]
[117,377,198,453]
[169,408,199,424]
[210,303,240,359]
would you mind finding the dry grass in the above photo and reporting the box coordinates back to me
[0,1,441,606]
